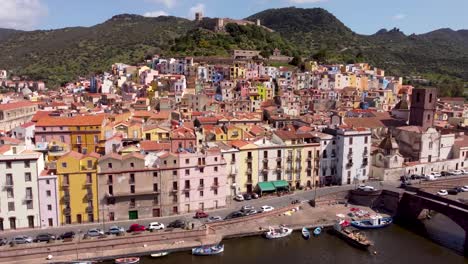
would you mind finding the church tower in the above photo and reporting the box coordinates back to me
[409,87,437,130]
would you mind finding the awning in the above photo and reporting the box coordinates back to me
[272,180,289,189]
[257,181,276,192]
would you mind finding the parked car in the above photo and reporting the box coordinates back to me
[225,211,244,220]
[207,216,222,222]
[58,231,75,240]
[461,169,468,175]
[148,222,165,230]
[34,233,56,242]
[128,224,146,233]
[430,172,441,178]
[243,209,258,216]
[240,205,254,212]
[410,174,424,180]
[86,228,104,237]
[194,210,209,219]
[461,186,468,192]
[437,190,448,196]
[440,171,451,176]
[107,226,125,235]
[167,219,186,228]
[243,193,252,200]
[451,170,463,175]
[400,181,412,188]
[447,188,459,195]
[358,185,375,191]
[234,194,244,201]
[251,193,259,199]
[260,205,274,212]
[0,238,8,246]
[10,235,33,245]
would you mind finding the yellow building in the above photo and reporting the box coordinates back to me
[57,151,100,225]
[143,125,171,141]
[230,64,246,79]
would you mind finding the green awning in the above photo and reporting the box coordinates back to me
[272,180,289,188]
[257,181,276,192]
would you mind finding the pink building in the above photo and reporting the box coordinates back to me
[34,125,71,146]
[38,170,60,228]
[170,127,196,153]
[175,149,227,213]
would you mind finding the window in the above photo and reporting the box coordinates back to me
[214,157,218,162]
[46,179,50,185]
[185,192,189,198]
[8,202,15,211]
[108,175,113,184]
[185,159,190,164]
[46,190,51,197]
[94,135,99,144]
[214,166,218,172]
[7,188,14,198]
[364,137,368,144]
[48,218,53,227]
[86,173,92,184]
[172,181,178,190]
[200,179,204,186]
[24,161,30,168]
[214,188,218,195]
[108,163,112,169]
[153,172,158,178]
[108,185,113,195]
[26,201,33,210]
[130,162,134,168]
[60,135,65,142]
[87,160,93,169]
[130,174,135,184]
[62,162,67,168]
[349,137,353,144]
[153,183,158,192]
[427,114,431,121]
[173,170,177,176]
[173,160,177,165]
[77,135,82,144]
[416,92,420,102]
[429,142,433,150]
[185,180,190,189]
[277,150,281,157]
[6,161,11,169]
[130,185,135,194]
[429,93,433,103]
[199,191,204,197]
[25,172,31,182]
[185,169,190,175]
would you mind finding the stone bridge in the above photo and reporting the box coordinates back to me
[397,190,468,255]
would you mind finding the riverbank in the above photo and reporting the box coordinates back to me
[2,203,382,264]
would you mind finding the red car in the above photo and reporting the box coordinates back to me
[128,224,146,232]
[194,210,209,218]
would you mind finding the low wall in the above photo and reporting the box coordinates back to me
[347,189,382,207]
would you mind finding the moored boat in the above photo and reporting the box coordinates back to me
[264,225,293,239]
[331,221,372,250]
[351,215,393,229]
[114,257,140,264]
[151,251,169,258]
[301,227,310,240]
[313,227,322,236]
[192,244,224,256]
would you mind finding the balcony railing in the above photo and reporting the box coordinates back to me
[5,181,13,187]
[63,193,70,201]
[246,168,252,174]
[246,178,253,183]
[86,206,93,213]
[276,157,282,162]
[246,157,253,163]
[346,162,353,168]
[86,192,93,200]
[296,156,301,162]
[84,181,92,186]
[63,207,71,215]
[61,182,69,188]
[287,156,292,161]
[198,185,204,190]
[231,159,236,164]
[263,158,269,162]
[129,202,136,208]
[347,152,353,159]
[24,195,33,201]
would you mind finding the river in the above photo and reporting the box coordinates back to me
[105,223,467,264]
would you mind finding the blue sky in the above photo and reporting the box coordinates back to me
[1,0,467,34]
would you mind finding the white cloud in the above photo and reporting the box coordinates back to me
[0,0,47,30]
[289,0,327,3]
[144,10,169,17]
[189,3,205,19]
[392,13,406,20]
[146,0,176,8]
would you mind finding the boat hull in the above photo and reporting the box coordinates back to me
[331,228,372,250]
[192,245,224,256]
[313,227,322,236]
[114,257,140,264]
[351,217,393,229]
[151,252,169,258]
[265,227,293,239]
[302,228,310,240]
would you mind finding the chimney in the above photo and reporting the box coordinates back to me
[256,19,261,26]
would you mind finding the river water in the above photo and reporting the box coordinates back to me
[105,221,467,264]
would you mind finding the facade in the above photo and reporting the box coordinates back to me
[0,101,38,131]
[409,87,437,130]
[56,151,100,225]
[0,145,43,230]
[38,170,60,228]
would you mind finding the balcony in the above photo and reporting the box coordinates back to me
[63,207,71,215]
[198,185,204,190]
[24,195,33,201]
[246,178,253,184]
[183,186,190,192]
[346,162,353,168]
[306,167,312,171]
[276,157,282,162]
[287,156,292,162]
[5,181,13,187]
[347,152,353,159]
[129,202,136,208]
[363,150,369,156]
[230,159,236,164]
[84,181,92,187]
[171,188,178,193]
[212,183,219,189]
[197,163,206,168]
[86,206,93,213]
[61,182,69,188]
[86,192,93,200]
[306,156,312,161]
[107,179,113,185]
[246,168,252,174]
[63,193,70,202]
[263,158,269,163]
[285,168,292,173]
[246,157,253,163]
[362,160,369,166]
[296,156,301,162]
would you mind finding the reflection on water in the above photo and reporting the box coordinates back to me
[422,212,465,253]
[104,225,467,264]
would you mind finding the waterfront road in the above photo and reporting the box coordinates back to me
[0,181,397,241]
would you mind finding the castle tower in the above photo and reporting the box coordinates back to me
[409,87,437,130]
[195,12,203,21]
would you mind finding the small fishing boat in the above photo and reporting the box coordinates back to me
[301,227,310,240]
[114,257,140,264]
[192,244,224,256]
[331,221,372,250]
[151,251,169,258]
[313,227,322,236]
[264,225,293,239]
[351,215,392,229]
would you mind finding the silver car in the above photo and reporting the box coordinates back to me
[107,226,125,235]
[10,235,33,245]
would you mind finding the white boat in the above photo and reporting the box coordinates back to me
[151,252,169,258]
[114,257,140,264]
[192,244,224,256]
[264,226,293,239]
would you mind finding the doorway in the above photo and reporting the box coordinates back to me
[77,214,82,224]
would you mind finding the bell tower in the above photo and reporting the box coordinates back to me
[409,87,437,130]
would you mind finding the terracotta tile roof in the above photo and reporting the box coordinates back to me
[230,140,250,148]
[86,152,101,159]
[0,145,10,154]
[20,122,35,128]
[60,150,84,160]
[140,141,171,151]
[36,114,106,127]
[0,101,35,111]
[0,136,22,144]
[100,152,123,161]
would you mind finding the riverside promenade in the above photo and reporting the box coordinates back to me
[1,201,377,264]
